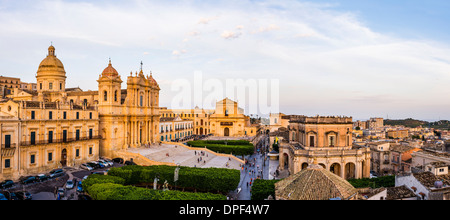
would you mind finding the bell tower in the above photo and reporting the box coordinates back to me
[97,59,122,110]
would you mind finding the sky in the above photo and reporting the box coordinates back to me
[0,0,450,121]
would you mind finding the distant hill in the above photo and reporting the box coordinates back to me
[384,118,450,130]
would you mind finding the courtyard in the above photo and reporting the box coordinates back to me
[127,142,243,170]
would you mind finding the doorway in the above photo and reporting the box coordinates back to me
[224,127,230,137]
[61,149,67,167]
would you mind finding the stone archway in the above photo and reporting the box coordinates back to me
[282,153,289,169]
[330,163,341,176]
[345,162,356,179]
[301,162,308,170]
[224,127,230,137]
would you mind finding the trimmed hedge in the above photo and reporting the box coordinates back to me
[83,174,126,191]
[251,179,281,200]
[88,183,226,200]
[347,175,395,188]
[187,140,254,156]
[107,165,241,193]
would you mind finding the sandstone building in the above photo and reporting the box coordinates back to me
[159,116,194,142]
[0,45,161,180]
[279,115,371,180]
[0,46,100,180]
[160,98,258,138]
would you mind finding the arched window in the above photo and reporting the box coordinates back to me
[104,91,108,102]
[114,90,118,102]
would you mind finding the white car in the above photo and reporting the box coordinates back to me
[65,180,74,189]
[102,159,114,167]
[80,164,93,171]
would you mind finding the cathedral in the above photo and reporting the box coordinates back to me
[0,45,161,180]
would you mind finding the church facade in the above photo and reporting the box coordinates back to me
[0,45,160,180]
[160,98,259,138]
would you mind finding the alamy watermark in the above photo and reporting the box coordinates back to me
[170,71,279,116]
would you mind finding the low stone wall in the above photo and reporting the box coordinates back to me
[111,150,176,166]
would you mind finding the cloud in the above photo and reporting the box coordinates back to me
[254,24,280,33]
[198,16,219,25]
[221,30,241,39]
[172,50,187,56]
[187,31,200,36]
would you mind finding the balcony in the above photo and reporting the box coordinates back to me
[1,143,17,149]
[1,144,16,157]
[20,132,100,147]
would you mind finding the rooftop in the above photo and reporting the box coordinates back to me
[386,185,417,200]
[275,162,358,200]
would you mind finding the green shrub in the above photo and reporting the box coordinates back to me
[347,175,395,188]
[83,174,126,194]
[187,140,254,155]
[108,165,240,193]
[87,183,227,200]
[251,179,281,200]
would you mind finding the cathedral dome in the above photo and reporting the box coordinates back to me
[37,45,66,77]
[101,59,119,77]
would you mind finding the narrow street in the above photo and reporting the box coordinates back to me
[230,134,272,200]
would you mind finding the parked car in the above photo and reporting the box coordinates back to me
[15,191,32,200]
[103,159,114,166]
[124,159,137,166]
[65,180,74,189]
[49,169,65,178]
[0,180,14,189]
[77,181,83,192]
[98,159,112,167]
[80,163,93,171]
[96,161,107,168]
[112,158,124,164]
[57,187,65,197]
[91,171,106,175]
[36,174,49,182]
[0,193,8,200]
[87,162,100,169]
[95,161,105,168]
[124,160,136,166]
[21,176,37,185]
[370,171,378,179]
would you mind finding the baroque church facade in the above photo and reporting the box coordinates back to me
[0,45,161,180]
